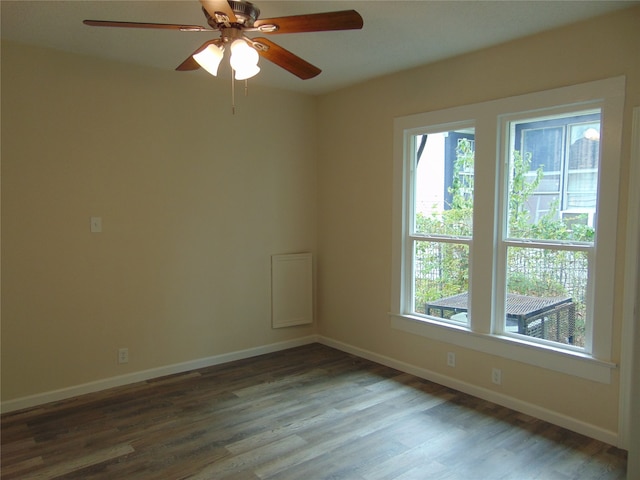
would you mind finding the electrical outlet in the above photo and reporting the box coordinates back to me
[492,368,502,385]
[447,352,456,367]
[118,348,129,364]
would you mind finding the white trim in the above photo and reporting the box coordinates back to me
[0,336,320,414]
[390,314,615,383]
[619,106,640,450]
[317,335,618,446]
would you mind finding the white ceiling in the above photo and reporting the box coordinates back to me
[1,0,637,95]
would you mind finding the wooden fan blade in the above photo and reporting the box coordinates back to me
[83,20,207,31]
[253,38,320,80]
[176,55,200,71]
[200,0,237,23]
[175,40,218,71]
[254,10,363,34]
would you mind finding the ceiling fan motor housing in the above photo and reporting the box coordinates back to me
[202,1,260,28]
[228,1,260,26]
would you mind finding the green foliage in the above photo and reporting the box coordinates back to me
[508,271,565,297]
[508,150,594,242]
[449,139,474,211]
[508,150,542,236]
[414,242,469,309]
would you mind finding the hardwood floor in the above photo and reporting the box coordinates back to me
[1,343,627,479]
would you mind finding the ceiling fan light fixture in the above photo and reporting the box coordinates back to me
[229,39,259,77]
[234,64,260,80]
[193,43,224,76]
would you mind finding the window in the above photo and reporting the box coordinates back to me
[501,111,599,349]
[412,127,475,326]
[392,78,625,382]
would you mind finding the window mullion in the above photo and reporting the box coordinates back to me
[468,118,498,335]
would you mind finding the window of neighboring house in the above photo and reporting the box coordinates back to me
[391,77,625,383]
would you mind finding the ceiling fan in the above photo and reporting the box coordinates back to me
[83,0,364,81]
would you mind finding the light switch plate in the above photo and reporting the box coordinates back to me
[90,216,102,233]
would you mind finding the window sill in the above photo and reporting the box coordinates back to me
[390,313,616,383]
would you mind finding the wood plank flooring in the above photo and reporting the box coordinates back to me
[1,343,627,479]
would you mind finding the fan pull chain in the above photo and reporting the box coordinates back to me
[231,70,236,115]
[229,76,250,115]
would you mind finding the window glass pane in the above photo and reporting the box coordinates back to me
[413,240,469,325]
[536,173,561,193]
[524,193,560,223]
[566,172,598,209]
[522,126,563,172]
[568,123,600,169]
[508,112,600,241]
[413,129,475,237]
[506,246,588,347]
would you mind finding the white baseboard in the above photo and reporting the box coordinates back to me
[317,335,619,447]
[1,335,320,414]
[1,333,620,447]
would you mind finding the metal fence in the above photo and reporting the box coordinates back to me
[413,241,588,346]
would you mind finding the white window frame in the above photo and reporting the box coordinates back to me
[391,77,625,383]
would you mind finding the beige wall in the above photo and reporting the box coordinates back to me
[316,6,640,435]
[1,42,318,401]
